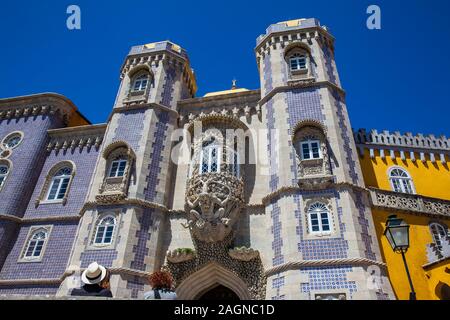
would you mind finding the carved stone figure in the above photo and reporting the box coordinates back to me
[184,173,244,242]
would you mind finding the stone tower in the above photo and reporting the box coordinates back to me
[58,41,196,297]
[254,18,395,299]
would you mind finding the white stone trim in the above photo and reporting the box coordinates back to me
[86,210,122,250]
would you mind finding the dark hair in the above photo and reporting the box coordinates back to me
[148,271,173,290]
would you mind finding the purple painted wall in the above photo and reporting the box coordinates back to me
[0,221,78,280]
[23,145,100,218]
[0,114,63,271]
[0,115,63,217]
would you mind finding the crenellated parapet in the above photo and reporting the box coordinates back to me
[0,93,88,126]
[255,18,334,59]
[46,124,106,152]
[120,40,197,98]
[354,129,450,163]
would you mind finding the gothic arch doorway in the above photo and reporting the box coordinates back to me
[176,262,252,300]
[197,285,240,300]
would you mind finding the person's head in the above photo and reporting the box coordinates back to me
[148,271,173,290]
[81,262,109,287]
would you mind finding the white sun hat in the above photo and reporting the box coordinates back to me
[81,262,107,285]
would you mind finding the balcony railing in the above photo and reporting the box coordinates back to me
[369,188,450,218]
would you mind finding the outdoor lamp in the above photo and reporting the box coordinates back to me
[384,215,410,253]
[384,215,416,300]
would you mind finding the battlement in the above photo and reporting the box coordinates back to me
[127,40,188,60]
[354,129,450,151]
[256,18,329,46]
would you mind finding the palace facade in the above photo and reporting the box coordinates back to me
[0,18,448,300]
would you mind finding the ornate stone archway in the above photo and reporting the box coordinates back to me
[176,262,252,300]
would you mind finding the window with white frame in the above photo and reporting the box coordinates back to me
[46,167,72,201]
[389,168,415,194]
[430,223,448,252]
[289,53,307,71]
[300,140,321,160]
[132,74,149,92]
[308,202,331,234]
[94,215,116,245]
[0,164,9,189]
[108,158,127,178]
[200,142,221,174]
[24,230,47,259]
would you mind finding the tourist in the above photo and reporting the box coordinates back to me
[143,270,177,300]
[70,262,113,297]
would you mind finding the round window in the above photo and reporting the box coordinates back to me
[2,132,23,150]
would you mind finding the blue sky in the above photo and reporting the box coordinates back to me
[0,0,449,135]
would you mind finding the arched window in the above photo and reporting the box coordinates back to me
[108,156,127,178]
[300,139,322,160]
[308,202,331,234]
[289,53,307,71]
[0,164,9,189]
[200,140,221,174]
[94,215,117,245]
[389,168,415,194]
[46,167,72,201]
[24,230,47,259]
[132,73,149,92]
[430,223,448,252]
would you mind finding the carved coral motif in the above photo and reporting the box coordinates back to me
[166,249,196,264]
[184,173,244,242]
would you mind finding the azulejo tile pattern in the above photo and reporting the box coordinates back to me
[333,90,359,185]
[300,266,357,300]
[0,222,78,280]
[144,111,169,202]
[126,275,147,298]
[294,191,349,260]
[271,275,285,300]
[321,42,337,85]
[80,249,118,268]
[113,109,146,152]
[161,66,176,108]
[269,200,284,267]
[0,115,62,217]
[0,284,59,296]
[285,88,326,184]
[130,208,154,271]
[24,146,100,218]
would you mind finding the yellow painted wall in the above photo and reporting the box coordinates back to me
[359,148,450,300]
[373,209,450,300]
[359,149,450,200]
